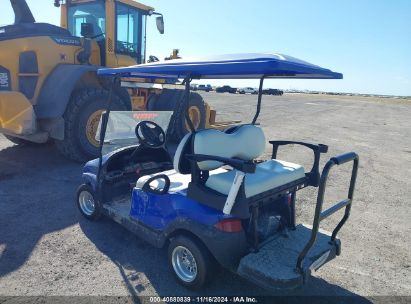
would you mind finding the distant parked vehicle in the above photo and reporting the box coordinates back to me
[238,87,258,94]
[197,84,212,92]
[192,84,212,92]
[263,89,284,96]
[216,85,237,93]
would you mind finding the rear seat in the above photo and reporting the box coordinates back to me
[206,159,305,198]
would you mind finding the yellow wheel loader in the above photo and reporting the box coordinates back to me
[0,0,230,161]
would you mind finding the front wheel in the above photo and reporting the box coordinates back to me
[76,184,102,221]
[168,235,216,289]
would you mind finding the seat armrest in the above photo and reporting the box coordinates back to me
[269,140,328,186]
[186,154,256,173]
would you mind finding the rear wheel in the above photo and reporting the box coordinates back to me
[56,88,127,162]
[168,235,216,289]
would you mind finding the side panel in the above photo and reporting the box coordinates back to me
[129,189,248,269]
[0,36,81,104]
[130,189,228,230]
[35,64,99,119]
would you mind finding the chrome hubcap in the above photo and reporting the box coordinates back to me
[172,246,198,282]
[78,190,95,216]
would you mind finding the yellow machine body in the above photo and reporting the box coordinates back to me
[0,91,36,135]
[0,0,234,160]
[0,0,155,151]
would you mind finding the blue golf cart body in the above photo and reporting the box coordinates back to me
[78,53,358,291]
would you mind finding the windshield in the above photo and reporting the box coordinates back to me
[97,111,173,155]
[67,2,106,40]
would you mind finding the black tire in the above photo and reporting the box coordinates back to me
[168,235,216,289]
[55,88,127,162]
[76,184,102,221]
[147,89,206,142]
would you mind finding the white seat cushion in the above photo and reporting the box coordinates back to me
[136,168,228,193]
[193,125,266,171]
[205,159,305,198]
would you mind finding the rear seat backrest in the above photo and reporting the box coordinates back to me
[193,125,266,170]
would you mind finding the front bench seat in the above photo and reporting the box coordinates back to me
[136,168,227,193]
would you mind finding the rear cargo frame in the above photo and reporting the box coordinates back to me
[237,151,359,290]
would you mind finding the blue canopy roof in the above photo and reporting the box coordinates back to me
[97,53,343,80]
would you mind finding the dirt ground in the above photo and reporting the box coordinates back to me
[0,93,410,302]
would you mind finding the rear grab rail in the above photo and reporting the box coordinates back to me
[296,152,359,273]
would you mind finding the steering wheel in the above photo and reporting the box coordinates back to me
[135,121,166,148]
[116,41,128,53]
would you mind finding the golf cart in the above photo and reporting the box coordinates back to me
[77,53,359,291]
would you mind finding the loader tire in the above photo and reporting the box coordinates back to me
[147,89,206,142]
[55,88,126,162]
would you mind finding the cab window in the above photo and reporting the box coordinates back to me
[67,3,106,40]
[116,3,144,63]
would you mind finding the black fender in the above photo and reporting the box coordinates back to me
[35,64,132,119]
[35,64,100,119]
[161,218,248,270]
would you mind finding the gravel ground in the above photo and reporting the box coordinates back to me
[0,93,410,302]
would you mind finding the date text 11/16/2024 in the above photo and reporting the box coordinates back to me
[149,296,258,303]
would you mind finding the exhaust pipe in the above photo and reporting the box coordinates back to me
[10,0,36,24]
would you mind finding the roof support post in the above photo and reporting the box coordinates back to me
[183,76,196,132]
[96,76,119,198]
[252,76,265,125]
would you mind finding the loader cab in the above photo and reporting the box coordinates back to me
[60,0,164,67]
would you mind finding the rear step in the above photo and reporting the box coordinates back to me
[237,224,339,290]
[239,152,359,291]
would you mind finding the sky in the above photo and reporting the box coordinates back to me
[1,0,410,96]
